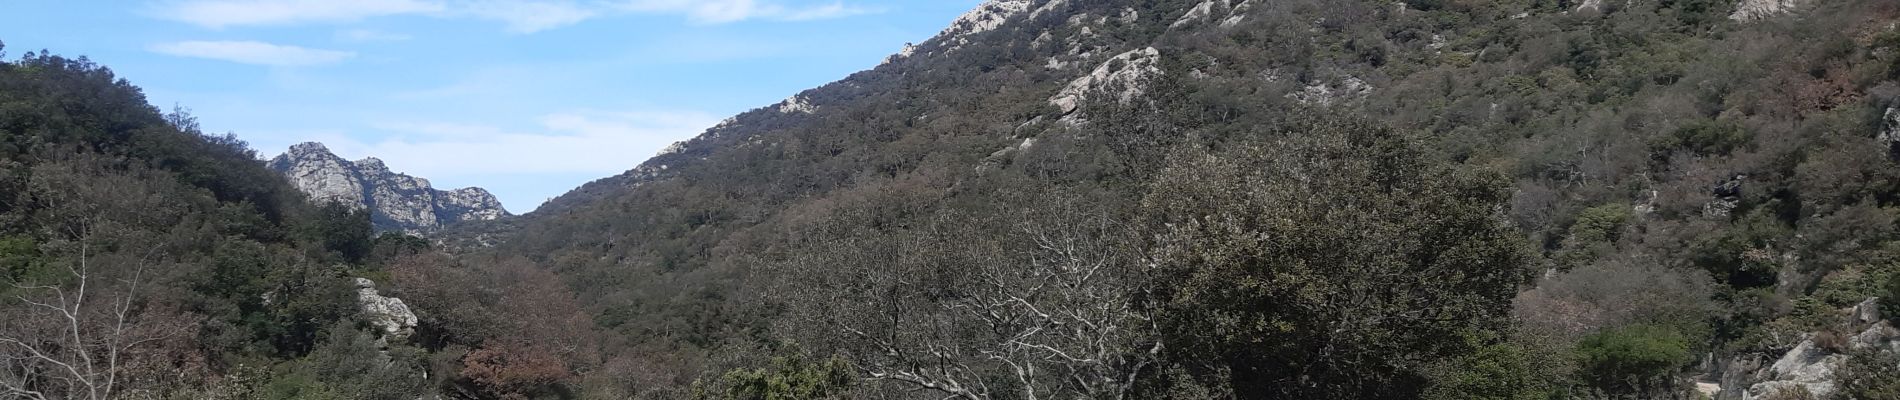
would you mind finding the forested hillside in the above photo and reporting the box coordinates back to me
[449,0,1900,398]
[9,0,1900,398]
[0,43,464,398]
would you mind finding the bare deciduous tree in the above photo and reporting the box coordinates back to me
[785,193,1160,400]
[2,162,198,400]
[0,238,187,400]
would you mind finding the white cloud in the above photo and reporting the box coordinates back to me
[616,0,875,24]
[154,0,876,32]
[149,40,355,66]
[287,109,719,210]
[775,2,877,21]
[459,0,599,33]
[335,109,720,176]
[155,0,445,28]
[336,28,413,42]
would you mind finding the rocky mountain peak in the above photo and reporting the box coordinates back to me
[267,142,509,233]
[355,157,389,172]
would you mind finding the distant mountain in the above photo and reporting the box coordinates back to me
[268,142,507,232]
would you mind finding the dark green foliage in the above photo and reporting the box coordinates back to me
[0,50,376,395]
[1885,272,1900,323]
[446,0,1900,395]
[0,234,41,286]
[1422,340,1557,400]
[1658,0,1733,27]
[1574,324,1692,395]
[1651,120,1751,162]
[14,0,1900,395]
[367,233,431,266]
[1835,349,1900,400]
[1554,204,1633,268]
[1142,119,1534,399]
[255,265,354,356]
[1570,204,1633,245]
[693,349,855,400]
[1690,209,1791,288]
[263,324,429,400]
[298,203,373,263]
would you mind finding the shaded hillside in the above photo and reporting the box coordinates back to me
[447,0,1900,398]
[0,46,439,398]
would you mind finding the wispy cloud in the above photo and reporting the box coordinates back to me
[334,109,719,175]
[154,0,445,28]
[307,109,720,209]
[336,28,413,42]
[460,0,600,33]
[148,40,355,66]
[775,2,880,21]
[616,0,877,24]
[153,0,878,32]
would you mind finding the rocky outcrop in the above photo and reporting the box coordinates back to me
[1288,76,1374,106]
[1745,338,1847,399]
[938,0,1035,51]
[1049,47,1163,119]
[777,94,817,114]
[1731,0,1810,20]
[1170,0,1252,29]
[353,277,418,342]
[268,142,509,233]
[1879,107,1900,159]
[1706,174,1747,218]
[1720,298,1900,400]
[1854,297,1884,325]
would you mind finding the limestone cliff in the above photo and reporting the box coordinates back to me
[268,142,508,233]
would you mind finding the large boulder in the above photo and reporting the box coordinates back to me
[1744,337,1848,400]
[353,277,418,342]
[1854,297,1883,325]
[1852,321,1899,353]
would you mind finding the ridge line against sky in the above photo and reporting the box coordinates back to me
[3,0,983,212]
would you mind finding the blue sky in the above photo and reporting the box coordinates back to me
[1,0,979,213]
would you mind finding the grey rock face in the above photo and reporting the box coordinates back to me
[268,142,509,233]
[1854,297,1883,325]
[1880,107,1900,159]
[353,277,418,342]
[1720,298,1900,400]
[1745,337,1846,400]
[1730,0,1810,21]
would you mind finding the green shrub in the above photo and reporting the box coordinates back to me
[1425,341,1559,400]
[1836,350,1900,400]
[693,351,854,400]
[1884,272,1900,323]
[1553,204,1633,269]
[1570,204,1633,244]
[1651,121,1751,159]
[0,235,43,286]
[1575,324,1691,395]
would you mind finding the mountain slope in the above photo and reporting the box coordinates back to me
[447,0,1900,398]
[0,49,425,398]
[269,142,508,233]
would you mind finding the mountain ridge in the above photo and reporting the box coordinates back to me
[447,0,1900,398]
[268,142,508,233]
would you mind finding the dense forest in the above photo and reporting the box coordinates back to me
[0,41,443,398]
[8,0,1900,398]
